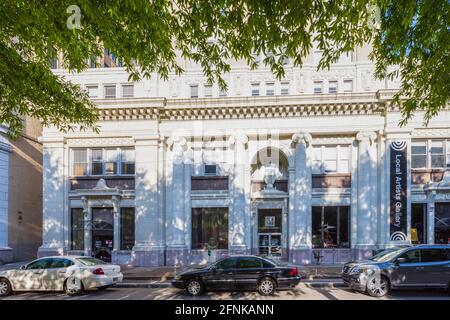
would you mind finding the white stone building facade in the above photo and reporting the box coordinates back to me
[39,46,450,266]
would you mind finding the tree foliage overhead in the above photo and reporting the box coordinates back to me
[0,0,448,137]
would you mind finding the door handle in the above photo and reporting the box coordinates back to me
[415,267,424,270]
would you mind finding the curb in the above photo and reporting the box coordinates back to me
[115,280,347,289]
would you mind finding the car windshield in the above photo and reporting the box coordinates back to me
[371,248,405,262]
[76,257,108,266]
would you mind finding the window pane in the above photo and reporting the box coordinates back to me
[411,141,426,155]
[238,258,262,268]
[430,141,444,154]
[343,80,353,92]
[104,162,117,175]
[190,85,198,98]
[73,149,87,163]
[435,203,450,244]
[104,85,116,98]
[412,155,427,168]
[105,149,118,162]
[431,154,445,168]
[328,81,337,93]
[73,164,87,176]
[91,149,103,162]
[280,82,289,95]
[323,147,336,160]
[266,82,274,96]
[215,257,237,269]
[313,81,323,94]
[312,207,322,248]
[338,146,349,160]
[121,208,135,250]
[86,85,98,98]
[121,149,135,162]
[71,208,84,250]
[122,84,134,97]
[91,162,103,175]
[192,207,228,249]
[411,204,427,244]
[324,160,337,172]
[421,249,447,262]
[337,159,349,173]
[204,84,213,97]
[251,83,260,96]
[121,163,135,175]
[323,207,338,247]
[338,207,350,248]
[399,249,420,263]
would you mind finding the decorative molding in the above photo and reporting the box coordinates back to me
[356,131,377,145]
[67,137,135,147]
[411,128,450,138]
[292,132,312,147]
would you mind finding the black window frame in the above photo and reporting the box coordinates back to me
[191,207,229,250]
[312,206,350,248]
[71,208,85,250]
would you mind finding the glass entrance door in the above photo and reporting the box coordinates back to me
[258,209,282,257]
[91,208,114,262]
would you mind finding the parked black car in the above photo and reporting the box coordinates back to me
[342,245,450,297]
[171,255,302,296]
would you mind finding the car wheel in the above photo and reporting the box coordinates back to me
[0,278,12,297]
[258,277,276,296]
[366,275,390,297]
[185,278,204,296]
[64,276,84,296]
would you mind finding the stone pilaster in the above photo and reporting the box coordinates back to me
[111,195,120,263]
[38,139,66,257]
[165,136,188,266]
[354,131,377,259]
[228,133,249,254]
[132,135,164,266]
[289,132,312,264]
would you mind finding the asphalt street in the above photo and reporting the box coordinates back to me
[1,284,449,300]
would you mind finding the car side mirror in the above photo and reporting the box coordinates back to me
[20,265,26,270]
[396,257,407,265]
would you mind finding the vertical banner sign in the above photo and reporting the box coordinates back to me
[390,141,408,241]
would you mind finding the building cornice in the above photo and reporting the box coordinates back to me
[95,91,390,122]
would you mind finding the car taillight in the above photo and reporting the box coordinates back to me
[92,268,105,275]
[288,267,298,277]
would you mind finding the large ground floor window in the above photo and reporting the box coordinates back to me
[411,203,427,244]
[435,203,450,244]
[120,207,135,250]
[192,207,228,250]
[312,206,350,248]
[71,208,84,250]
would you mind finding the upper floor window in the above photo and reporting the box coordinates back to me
[328,81,338,94]
[219,87,227,97]
[122,84,134,98]
[204,164,217,176]
[104,85,116,98]
[86,85,99,98]
[280,81,289,95]
[312,145,350,174]
[313,81,323,94]
[190,84,199,98]
[412,140,450,169]
[204,84,213,98]
[343,79,353,92]
[265,82,274,96]
[251,83,260,96]
[71,148,135,176]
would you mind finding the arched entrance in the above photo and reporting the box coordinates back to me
[250,147,289,260]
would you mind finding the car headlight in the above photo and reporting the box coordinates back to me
[350,266,376,275]
[174,275,182,280]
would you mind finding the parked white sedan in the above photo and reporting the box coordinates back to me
[0,256,123,296]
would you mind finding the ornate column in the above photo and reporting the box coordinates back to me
[132,135,164,266]
[426,190,436,244]
[38,138,66,257]
[290,132,312,264]
[166,136,188,266]
[82,196,92,256]
[355,131,377,259]
[228,133,249,254]
[112,195,120,262]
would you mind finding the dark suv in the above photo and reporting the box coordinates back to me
[342,245,450,297]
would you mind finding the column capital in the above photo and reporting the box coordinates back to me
[228,132,248,146]
[356,131,377,145]
[292,132,312,147]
